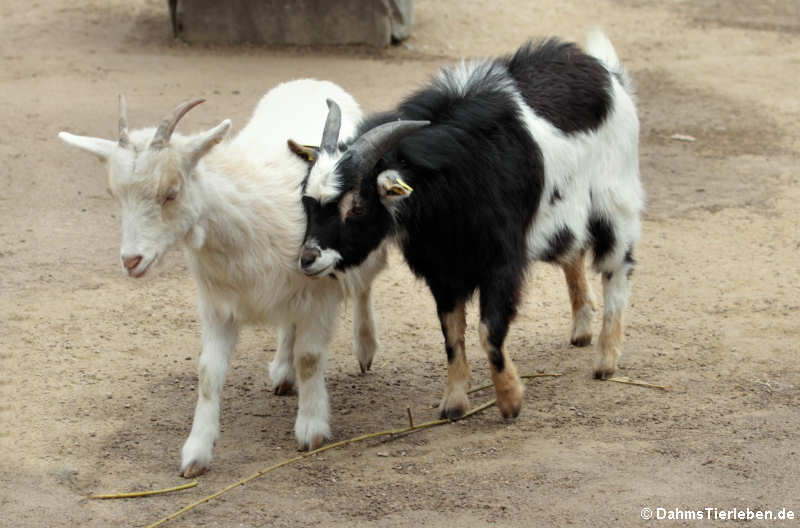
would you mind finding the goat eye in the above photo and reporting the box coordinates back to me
[347,204,366,218]
[162,189,178,205]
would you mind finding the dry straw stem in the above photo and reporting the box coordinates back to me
[145,372,561,528]
[469,372,561,395]
[89,481,198,500]
[607,376,671,391]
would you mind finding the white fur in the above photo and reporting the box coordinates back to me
[305,150,345,204]
[509,31,642,372]
[293,88,361,205]
[434,59,516,97]
[511,76,643,271]
[59,79,387,476]
[585,27,635,97]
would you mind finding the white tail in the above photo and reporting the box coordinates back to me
[585,28,635,97]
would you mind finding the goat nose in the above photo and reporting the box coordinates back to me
[122,255,142,271]
[300,247,321,269]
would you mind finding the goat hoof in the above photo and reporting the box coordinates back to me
[497,400,522,420]
[180,461,209,479]
[299,434,327,452]
[495,380,523,419]
[309,434,326,451]
[593,367,615,380]
[438,391,470,420]
[273,380,295,396]
[570,334,592,347]
[358,358,372,374]
[439,406,467,420]
[593,356,617,380]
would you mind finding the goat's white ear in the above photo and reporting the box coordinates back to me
[186,119,231,168]
[58,132,117,161]
[377,170,413,204]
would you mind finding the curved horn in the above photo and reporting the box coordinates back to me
[346,120,430,176]
[150,98,205,150]
[321,99,342,154]
[118,93,131,149]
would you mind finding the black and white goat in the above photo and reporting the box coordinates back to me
[293,30,643,420]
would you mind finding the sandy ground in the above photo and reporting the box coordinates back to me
[1,0,799,526]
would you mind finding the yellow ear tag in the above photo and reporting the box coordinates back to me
[388,177,413,196]
[302,145,316,162]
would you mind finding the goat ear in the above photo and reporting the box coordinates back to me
[377,170,413,203]
[58,132,117,161]
[287,139,319,163]
[185,119,231,169]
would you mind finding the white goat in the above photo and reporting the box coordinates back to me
[59,79,386,477]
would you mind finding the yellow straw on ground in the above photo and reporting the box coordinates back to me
[145,372,561,528]
[89,481,198,499]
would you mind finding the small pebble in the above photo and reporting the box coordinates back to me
[56,464,78,483]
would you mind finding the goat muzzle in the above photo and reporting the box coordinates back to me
[300,247,321,270]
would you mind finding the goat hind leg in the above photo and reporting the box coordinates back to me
[269,323,296,395]
[293,315,336,451]
[561,251,596,347]
[353,285,379,373]
[594,258,633,380]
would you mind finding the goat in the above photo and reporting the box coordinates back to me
[293,30,643,420]
[58,79,387,477]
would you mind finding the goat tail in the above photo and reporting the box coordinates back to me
[585,28,635,98]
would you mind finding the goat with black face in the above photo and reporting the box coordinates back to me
[293,30,644,420]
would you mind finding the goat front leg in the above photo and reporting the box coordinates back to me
[479,270,524,419]
[437,299,471,419]
[561,251,596,347]
[269,323,296,395]
[293,313,337,451]
[180,313,238,478]
[353,284,379,373]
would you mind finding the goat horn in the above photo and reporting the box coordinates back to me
[118,93,131,149]
[150,98,205,150]
[320,99,342,154]
[346,120,430,176]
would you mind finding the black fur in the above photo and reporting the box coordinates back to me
[550,188,562,204]
[504,39,612,134]
[489,348,505,373]
[588,215,616,264]
[541,226,575,262]
[624,247,636,265]
[624,247,636,278]
[443,344,454,363]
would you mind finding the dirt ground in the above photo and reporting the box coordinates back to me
[2,0,799,526]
